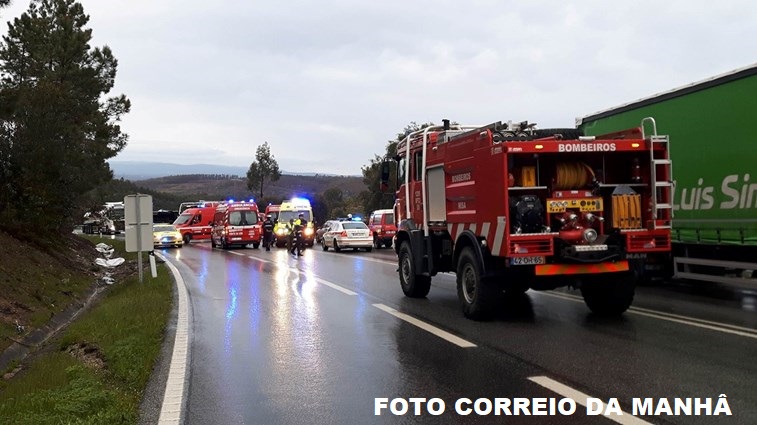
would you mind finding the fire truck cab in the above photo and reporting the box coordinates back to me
[389,118,672,320]
[211,201,262,249]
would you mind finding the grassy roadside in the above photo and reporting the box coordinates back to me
[0,237,173,424]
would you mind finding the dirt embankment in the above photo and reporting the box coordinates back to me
[0,231,136,359]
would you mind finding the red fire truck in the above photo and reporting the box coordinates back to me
[385,118,672,320]
[211,201,262,249]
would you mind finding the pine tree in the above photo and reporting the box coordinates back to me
[0,0,130,236]
[246,141,281,199]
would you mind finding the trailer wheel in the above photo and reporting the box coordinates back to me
[580,272,636,315]
[456,247,497,320]
[398,241,431,298]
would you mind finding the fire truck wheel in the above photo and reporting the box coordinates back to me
[457,247,497,320]
[580,272,636,315]
[373,235,382,249]
[221,238,229,249]
[398,241,431,298]
[183,233,192,244]
[252,242,260,249]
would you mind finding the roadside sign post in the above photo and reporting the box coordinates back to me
[124,194,154,283]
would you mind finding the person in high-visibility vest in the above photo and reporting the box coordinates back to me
[290,213,307,255]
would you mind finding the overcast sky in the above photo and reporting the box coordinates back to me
[2,0,755,175]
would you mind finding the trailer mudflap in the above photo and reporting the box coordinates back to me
[535,260,629,276]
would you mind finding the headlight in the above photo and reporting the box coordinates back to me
[304,228,314,236]
[276,229,284,235]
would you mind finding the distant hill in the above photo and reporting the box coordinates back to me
[109,160,354,180]
[109,161,248,180]
[134,173,366,204]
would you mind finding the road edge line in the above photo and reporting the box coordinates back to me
[155,252,190,425]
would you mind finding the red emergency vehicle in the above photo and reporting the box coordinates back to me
[386,118,672,319]
[265,204,280,222]
[211,201,262,249]
[173,201,221,244]
[368,209,396,248]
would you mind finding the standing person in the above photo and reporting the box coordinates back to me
[286,218,295,254]
[262,214,275,251]
[290,213,307,256]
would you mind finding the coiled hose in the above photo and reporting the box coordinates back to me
[554,162,596,190]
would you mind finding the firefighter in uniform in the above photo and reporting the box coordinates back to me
[262,214,274,251]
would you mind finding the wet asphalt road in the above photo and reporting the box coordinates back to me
[156,242,757,425]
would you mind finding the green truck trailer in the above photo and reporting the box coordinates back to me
[577,64,757,287]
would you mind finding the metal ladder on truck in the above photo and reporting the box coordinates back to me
[642,117,673,229]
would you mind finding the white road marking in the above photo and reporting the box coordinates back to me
[313,277,357,296]
[540,291,757,340]
[373,303,476,348]
[528,376,653,425]
[155,252,190,425]
[352,255,396,266]
[229,251,244,256]
[247,255,273,264]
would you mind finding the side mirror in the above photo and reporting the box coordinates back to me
[380,161,391,192]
